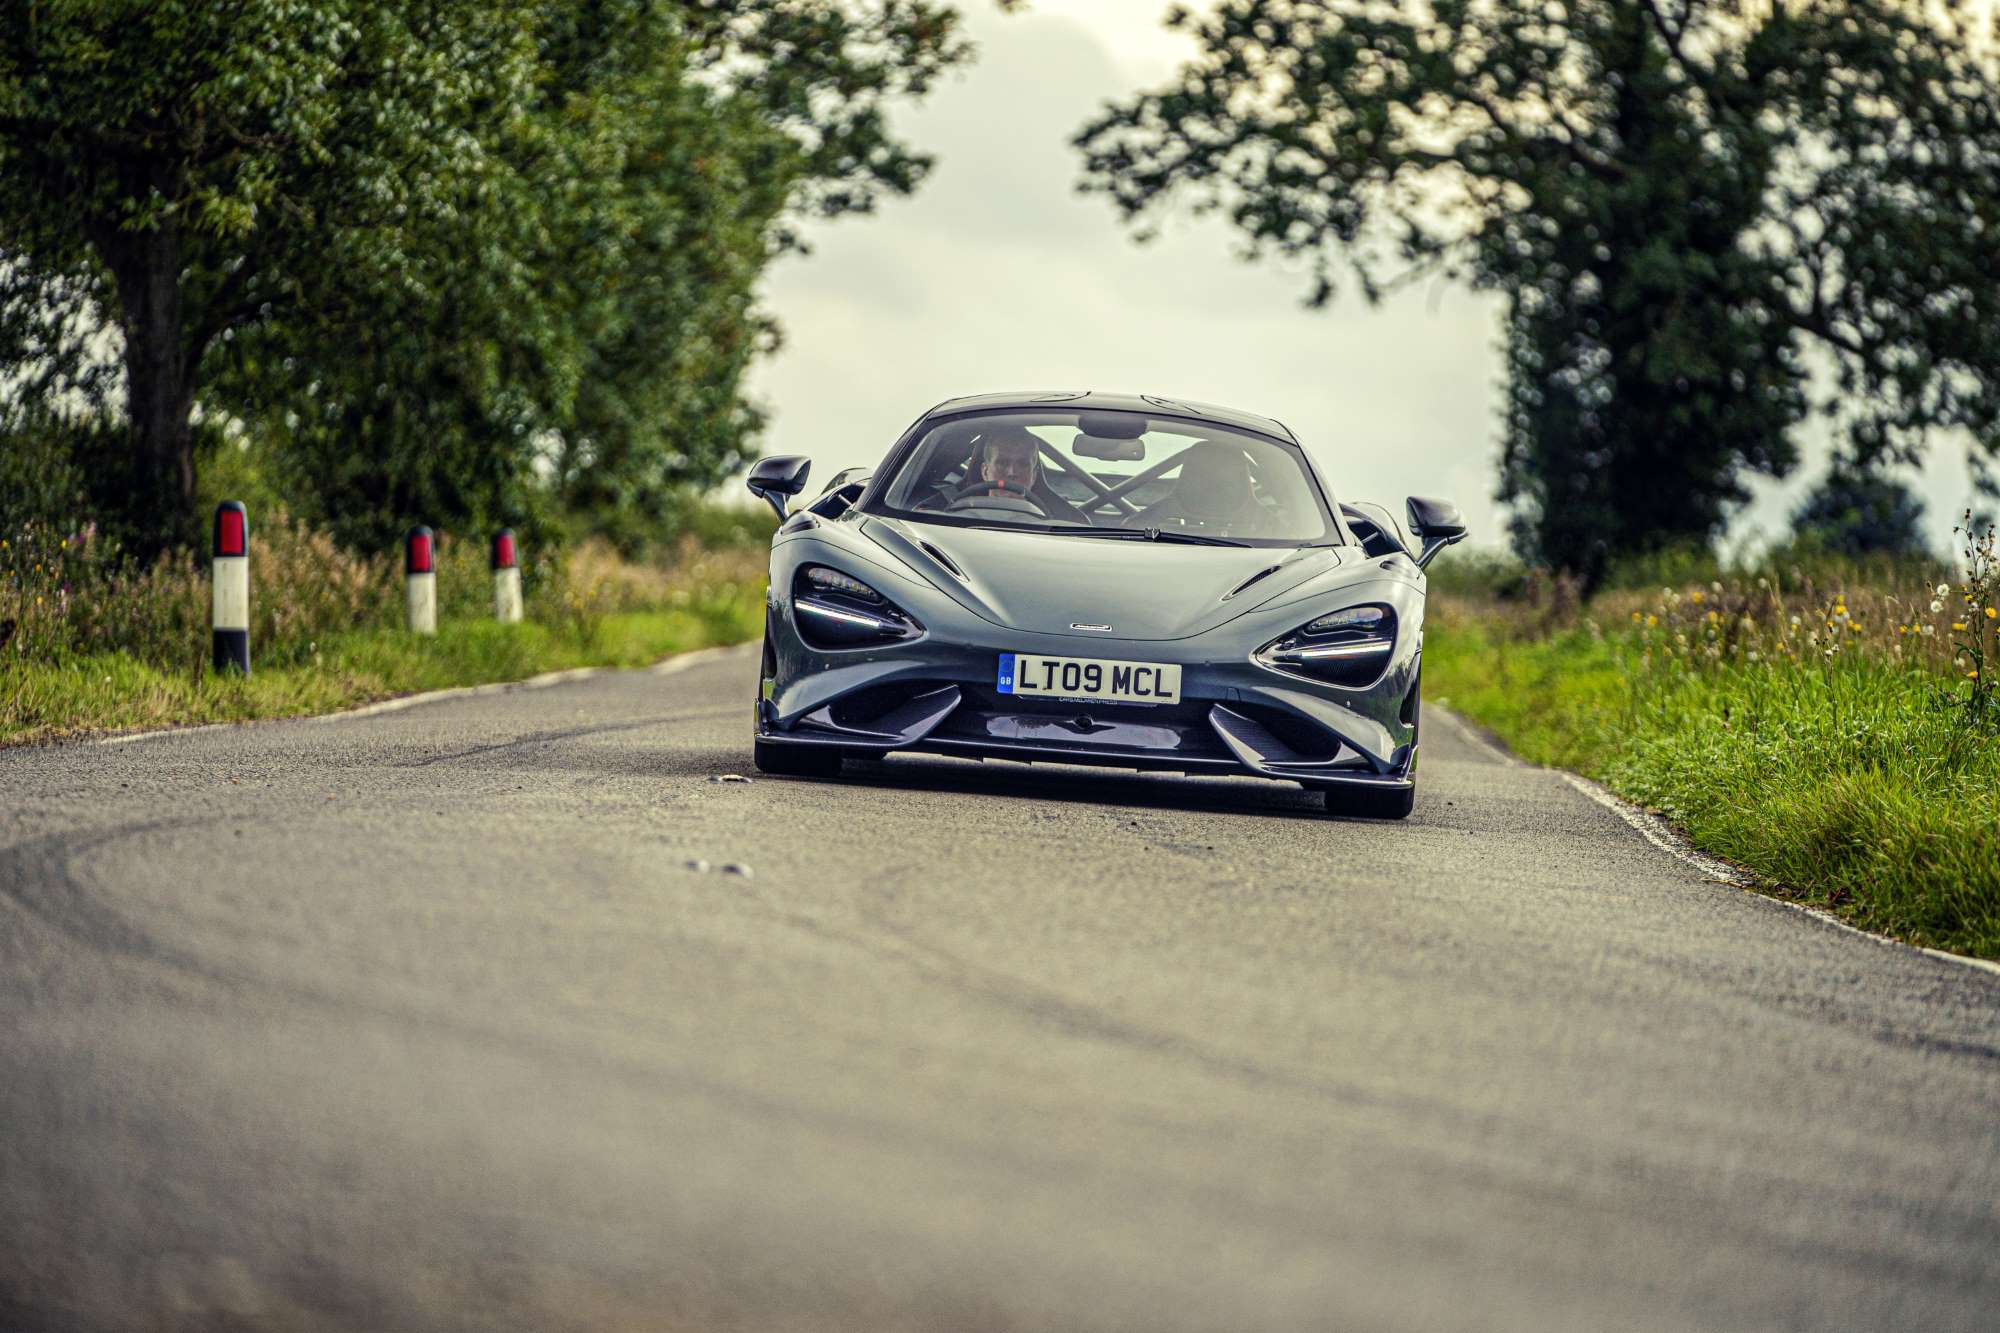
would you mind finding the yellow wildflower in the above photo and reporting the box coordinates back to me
[1988,607,1997,620]
[1953,622,1968,631]
[1691,590,1705,604]
[1645,614,1658,628]
[1630,611,1641,623]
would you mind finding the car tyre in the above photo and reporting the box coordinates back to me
[1323,784,1416,820]
[753,737,845,779]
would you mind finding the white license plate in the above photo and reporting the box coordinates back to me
[997,653,1181,704]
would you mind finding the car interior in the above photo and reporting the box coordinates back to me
[900,426,1299,536]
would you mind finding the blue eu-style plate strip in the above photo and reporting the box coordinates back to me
[996,652,1016,693]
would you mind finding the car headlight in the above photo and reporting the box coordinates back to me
[792,564,923,648]
[1254,604,1397,687]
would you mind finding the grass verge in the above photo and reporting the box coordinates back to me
[2,584,764,746]
[1426,609,2000,961]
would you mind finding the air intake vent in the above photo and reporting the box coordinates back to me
[1223,564,1281,600]
[919,541,968,581]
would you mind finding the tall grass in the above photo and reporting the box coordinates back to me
[1427,518,2000,958]
[1,507,771,743]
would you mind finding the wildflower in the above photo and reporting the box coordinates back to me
[1937,583,1951,597]
[1630,611,1641,623]
[1789,614,1801,628]
[1953,622,1968,631]
[1807,630,1819,646]
[1989,608,1998,620]
[1930,600,1945,613]
[1970,670,1981,680]
[1747,651,1760,662]
[1710,580,1723,594]
[1691,589,1705,604]
[1922,624,1935,637]
[1645,614,1658,627]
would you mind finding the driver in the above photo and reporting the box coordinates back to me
[949,426,1088,523]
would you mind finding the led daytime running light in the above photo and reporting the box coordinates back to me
[795,598,903,633]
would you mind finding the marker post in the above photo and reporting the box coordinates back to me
[211,501,250,675]
[491,529,522,624]
[405,525,437,635]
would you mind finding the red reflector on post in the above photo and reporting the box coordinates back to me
[492,530,516,570]
[406,527,434,574]
[214,503,247,557]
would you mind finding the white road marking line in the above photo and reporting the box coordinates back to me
[1430,705,1993,979]
[1555,772,1751,886]
[1553,772,1999,980]
[91,641,755,745]
[1431,704,1520,766]
[97,722,233,746]
[1919,947,2000,977]
[309,669,600,723]
[653,642,754,677]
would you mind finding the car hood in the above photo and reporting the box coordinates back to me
[862,517,1367,642]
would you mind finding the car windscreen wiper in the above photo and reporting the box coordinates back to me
[1046,526,1253,548]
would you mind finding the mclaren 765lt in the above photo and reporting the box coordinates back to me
[744,391,1466,819]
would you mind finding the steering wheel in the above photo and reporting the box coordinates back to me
[947,491,1050,518]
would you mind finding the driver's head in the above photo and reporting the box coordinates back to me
[979,427,1040,493]
[1173,442,1252,518]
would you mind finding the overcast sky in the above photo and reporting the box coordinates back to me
[746,0,1983,553]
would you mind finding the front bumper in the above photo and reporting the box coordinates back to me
[757,547,1423,792]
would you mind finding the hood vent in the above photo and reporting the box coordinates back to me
[918,540,968,582]
[1222,563,1282,601]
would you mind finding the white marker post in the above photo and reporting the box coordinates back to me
[491,529,522,624]
[211,501,250,675]
[405,525,437,635]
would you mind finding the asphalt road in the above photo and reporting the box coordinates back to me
[3,644,1997,1332]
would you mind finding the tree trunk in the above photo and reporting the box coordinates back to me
[103,218,198,559]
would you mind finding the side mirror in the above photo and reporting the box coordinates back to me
[1406,496,1468,569]
[747,455,811,521]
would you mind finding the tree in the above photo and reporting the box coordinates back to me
[1075,1,2000,585]
[1790,461,1928,558]
[1,0,538,556]
[3,1,969,557]
[219,2,971,553]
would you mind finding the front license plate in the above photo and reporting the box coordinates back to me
[997,652,1182,704]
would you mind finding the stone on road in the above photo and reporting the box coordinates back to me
[2,646,1995,1331]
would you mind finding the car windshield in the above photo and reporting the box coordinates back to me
[870,409,1338,546]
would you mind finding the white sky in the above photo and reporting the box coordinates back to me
[746,0,1984,554]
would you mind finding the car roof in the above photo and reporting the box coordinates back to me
[917,390,1298,444]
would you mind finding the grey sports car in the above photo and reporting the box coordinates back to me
[744,391,1466,818]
